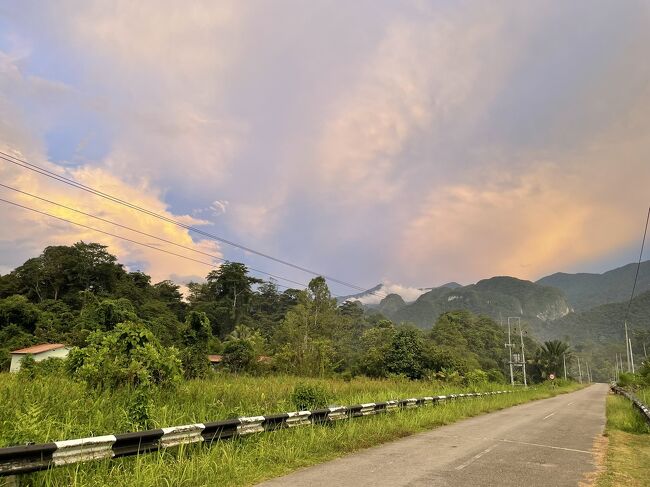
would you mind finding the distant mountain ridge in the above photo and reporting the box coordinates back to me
[536,260,650,311]
[342,260,649,342]
[382,276,571,334]
[336,282,461,305]
[540,289,650,344]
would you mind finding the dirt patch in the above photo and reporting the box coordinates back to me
[580,432,608,486]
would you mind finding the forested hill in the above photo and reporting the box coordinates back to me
[536,260,650,311]
[379,277,571,333]
[0,241,532,382]
[540,289,650,344]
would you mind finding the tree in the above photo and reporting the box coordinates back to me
[385,326,426,379]
[359,322,395,377]
[68,321,182,390]
[0,295,40,333]
[535,340,571,379]
[222,339,255,372]
[188,263,262,337]
[181,311,212,379]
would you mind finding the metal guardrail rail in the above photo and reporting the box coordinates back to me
[611,385,650,423]
[0,390,514,477]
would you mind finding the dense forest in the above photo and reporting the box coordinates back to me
[0,242,570,384]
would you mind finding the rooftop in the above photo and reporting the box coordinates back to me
[11,343,67,355]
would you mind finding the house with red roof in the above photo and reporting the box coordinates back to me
[9,343,71,373]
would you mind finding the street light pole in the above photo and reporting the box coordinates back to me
[505,316,514,386]
[577,356,583,384]
[519,325,527,387]
[625,321,631,372]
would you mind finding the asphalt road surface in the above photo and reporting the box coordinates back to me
[258,383,607,487]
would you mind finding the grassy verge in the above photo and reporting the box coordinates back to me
[597,390,650,487]
[0,373,581,487]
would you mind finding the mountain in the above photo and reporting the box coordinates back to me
[540,289,650,345]
[336,283,384,304]
[384,276,571,333]
[376,293,406,316]
[536,260,650,311]
[337,282,461,305]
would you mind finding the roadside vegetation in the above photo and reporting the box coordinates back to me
[0,243,583,485]
[597,365,650,487]
[0,373,579,487]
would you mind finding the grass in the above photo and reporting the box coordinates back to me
[0,373,581,486]
[597,389,650,487]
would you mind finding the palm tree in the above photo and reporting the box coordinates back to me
[536,340,571,378]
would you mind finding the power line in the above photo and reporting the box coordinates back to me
[625,205,650,321]
[0,150,388,299]
[0,196,318,294]
[0,182,311,290]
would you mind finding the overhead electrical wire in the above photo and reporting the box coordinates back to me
[0,150,388,299]
[0,196,330,295]
[624,205,650,322]
[0,182,310,290]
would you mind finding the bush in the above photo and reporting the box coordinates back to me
[17,354,37,379]
[124,388,153,431]
[618,372,639,388]
[222,339,255,373]
[290,383,329,411]
[70,321,182,390]
[486,369,506,384]
[464,369,489,386]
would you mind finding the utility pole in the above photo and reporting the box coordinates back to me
[505,316,514,386]
[563,353,567,380]
[625,321,631,372]
[519,325,527,387]
[577,356,583,384]
[615,354,619,380]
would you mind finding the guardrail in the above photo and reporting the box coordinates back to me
[0,390,513,477]
[611,385,650,423]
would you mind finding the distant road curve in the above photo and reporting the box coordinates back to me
[257,383,607,487]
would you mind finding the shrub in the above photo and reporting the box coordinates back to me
[290,383,329,411]
[464,369,489,386]
[618,372,638,388]
[124,387,153,431]
[222,339,255,372]
[70,321,182,390]
[17,354,37,379]
[486,369,506,384]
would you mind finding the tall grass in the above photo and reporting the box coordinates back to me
[606,392,650,434]
[597,389,650,487]
[0,373,580,487]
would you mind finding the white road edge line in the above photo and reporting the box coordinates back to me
[543,412,556,420]
[455,444,499,471]
[500,438,591,454]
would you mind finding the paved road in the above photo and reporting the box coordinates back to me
[258,384,607,487]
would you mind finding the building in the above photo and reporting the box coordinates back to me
[9,343,71,373]
[208,354,223,367]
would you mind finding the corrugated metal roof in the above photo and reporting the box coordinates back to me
[11,343,67,355]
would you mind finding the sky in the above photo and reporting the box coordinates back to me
[0,1,649,298]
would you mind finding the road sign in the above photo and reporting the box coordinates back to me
[549,373,555,380]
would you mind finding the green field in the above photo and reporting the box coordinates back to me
[0,373,580,486]
[597,389,650,487]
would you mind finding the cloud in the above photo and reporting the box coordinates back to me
[2,1,650,292]
[0,51,223,284]
[355,280,429,305]
[400,151,650,284]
